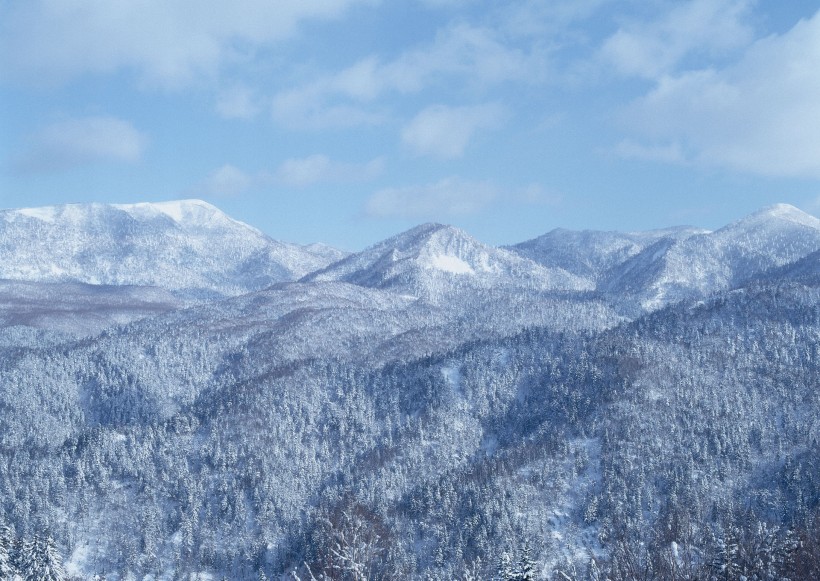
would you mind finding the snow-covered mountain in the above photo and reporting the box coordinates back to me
[601,204,820,308]
[303,222,592,302]
[2,200,820,580]
[508,226,704,284]
[0,199,345,298]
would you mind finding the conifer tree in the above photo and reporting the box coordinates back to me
[18,534,65,581]
[517,543,536,581]
[0,521,16,579]
[496,551,514,581]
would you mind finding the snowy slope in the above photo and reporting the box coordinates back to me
[0,200,344,297]
[602,204,820,309]
[508,226,704,283]
[303,223,591,302]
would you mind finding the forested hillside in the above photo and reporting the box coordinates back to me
[0,202,818,579]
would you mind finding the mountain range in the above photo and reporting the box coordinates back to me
[0,200,819,580]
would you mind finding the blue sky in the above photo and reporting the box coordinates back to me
[2,0,819,250]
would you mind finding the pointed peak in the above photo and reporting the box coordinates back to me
[373,222,476,252]
[727,203,820,231]
[398,222,452,237]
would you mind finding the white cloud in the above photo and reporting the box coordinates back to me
[192,155,383,198]
[271,90,386,130]
[15,116,147,173]
[614,140,687,164]
[198,164,254,197]
[271,22,541,129]
[401,103,506,159]
[621,9,820,178]
[276,155,384,187]
[216,85,261,119]
[600,0,754,79]
[517,183,564,206]
[364,177,497,218]
[499,0,612,38]
[0,0,375,88]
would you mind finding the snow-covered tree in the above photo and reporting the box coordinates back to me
[496,551,514,581]
[517,543,536,581]
[17,534,65,581]
[0,521,17,579]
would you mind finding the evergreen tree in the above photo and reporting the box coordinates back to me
[517,543,536,581]
[496,551,514,581]
[711,528,740,581]
[0,521,16,580]
[18,534,65,581]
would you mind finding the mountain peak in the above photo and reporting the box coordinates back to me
[113,199,259,233]
[731,203,820,230]
[0,199,342,296]
[7,199,247,232]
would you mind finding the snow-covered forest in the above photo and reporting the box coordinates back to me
[1,200,819,579]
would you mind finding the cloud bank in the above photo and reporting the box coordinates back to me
[621,9,820,178]
[0,0,374,88]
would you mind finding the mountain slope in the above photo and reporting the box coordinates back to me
[303,223,591,302]
[0,279,180,337]
[507,226,704,283]
[601,204,820,308]
[0,200,344,297]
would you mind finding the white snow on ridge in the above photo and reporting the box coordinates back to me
[16,206,59,223]
[429,254,475,275]
[0,199,345,296]
[114,199,263,234]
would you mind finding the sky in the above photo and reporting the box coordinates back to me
[2,0,820,250]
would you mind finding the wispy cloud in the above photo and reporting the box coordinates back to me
[599,0,754,80]
[620,9,820,178]
[614,140,687,164]
[14,116,147,173]
[197,164,255,197]
[0,0,375,88]
[271,22,542,129]
[401,103,506,159]
[192,155,384,198]
[215,85,262,119]
[275,155,384,187]
[364,177,497,218]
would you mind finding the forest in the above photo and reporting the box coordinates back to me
[1,202,819,579]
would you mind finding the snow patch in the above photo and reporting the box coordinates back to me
[429,254,474,275]
[481,433,498,456]
[16,206,58,222]
[441,364,462,395]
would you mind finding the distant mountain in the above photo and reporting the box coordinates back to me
[303,222,591,302]
[508,226,704,283]
[0,279,180,337]
[0,199,344,298]
[601,204,820,308]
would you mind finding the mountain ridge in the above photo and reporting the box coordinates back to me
[0,199,346,298]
